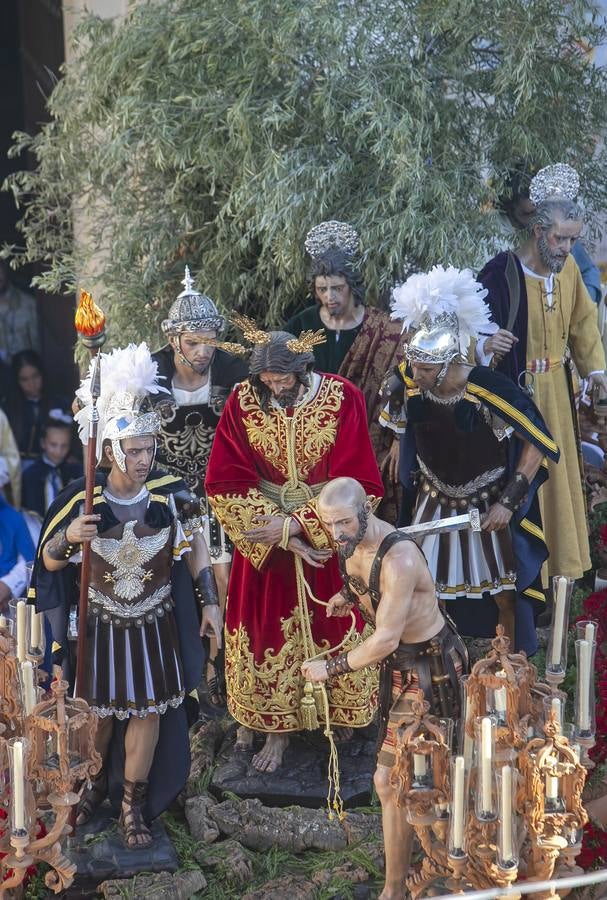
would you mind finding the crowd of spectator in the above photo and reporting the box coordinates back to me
[0,263,82,612]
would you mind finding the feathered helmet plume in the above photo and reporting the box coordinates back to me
[390,265,497,364]
[75,342,169,467]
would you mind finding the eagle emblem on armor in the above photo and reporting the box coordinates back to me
[92,521,171,601]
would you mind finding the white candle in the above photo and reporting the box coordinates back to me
[21,661,36,715]
[577,639,591,732]
[413,754,427,779]
[494,671,507,718]
[551,697,562,728]
[29,607,41,651]
[585,622,596,645]
[463,728,474,768]
[16,601,26,663]
[12,740,25,831]
[452,755,465,850]
[545,755,559,802]
[500,765,513,861]
[480,717,493,814]
[550,577,568,667]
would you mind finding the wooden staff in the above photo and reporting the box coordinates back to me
[73,291,106,698]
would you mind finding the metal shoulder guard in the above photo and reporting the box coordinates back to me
[380,370,406,415]
[173,489,203,529]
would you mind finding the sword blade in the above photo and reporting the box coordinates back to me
[399,508,481,539]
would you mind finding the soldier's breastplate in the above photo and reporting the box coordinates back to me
[415,404,506,486]
[156,402,218,497]
[88,520,174,628]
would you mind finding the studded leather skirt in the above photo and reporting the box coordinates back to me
[81,593,184,720]
[413,469,517,600]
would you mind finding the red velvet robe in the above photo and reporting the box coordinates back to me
[206,374,383,733]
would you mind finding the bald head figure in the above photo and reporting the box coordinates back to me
[318,477,368,511]
[318,478,371,559]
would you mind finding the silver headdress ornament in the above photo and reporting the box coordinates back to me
[304,220,360,259]
[161,265,225,335]
[390,265,497,367]
[75,342,169,472]
[529,163,580,206]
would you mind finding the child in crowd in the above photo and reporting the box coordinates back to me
[0,457,35,608]
[21,416,83,518]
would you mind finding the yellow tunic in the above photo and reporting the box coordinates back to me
[524,254,605,581]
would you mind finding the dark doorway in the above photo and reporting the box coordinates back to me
[1,0,78,398]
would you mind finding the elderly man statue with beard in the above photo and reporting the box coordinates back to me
[205,318,383,773]
[302,476,468,900]
[478,163,607,590]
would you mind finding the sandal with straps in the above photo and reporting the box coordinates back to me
[119,779,153,849]
[206,653,226,708]
[76,769,107,826]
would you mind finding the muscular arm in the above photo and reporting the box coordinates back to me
[482,437,544,532]
[183,529,212,581]
[343,548,420,670]
[42,514,100,572]
[512,436,544,483]
[184,531,223,645]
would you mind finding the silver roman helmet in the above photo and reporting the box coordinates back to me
[390,265,497,380]
[75,343,168,472]
[407,310,462,365]
[161,266,225,336]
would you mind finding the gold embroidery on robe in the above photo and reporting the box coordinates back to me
[208,488,278,570]
[238,378,344,479]
[292,501,332,551]
[224,613,377,732]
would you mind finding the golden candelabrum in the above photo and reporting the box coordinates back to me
[0,617,101,895]
[391,621,591,900]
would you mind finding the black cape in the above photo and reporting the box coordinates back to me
[397,365,559,656]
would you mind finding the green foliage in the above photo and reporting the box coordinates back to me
[162,811,202,871]
[23,866,50,899]
[5,0,607,348]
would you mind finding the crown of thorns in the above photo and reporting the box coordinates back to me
[231,313,326,354]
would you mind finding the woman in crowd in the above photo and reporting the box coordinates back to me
[6,351,70,467]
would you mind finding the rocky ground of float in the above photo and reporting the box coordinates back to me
[83,717,386,899]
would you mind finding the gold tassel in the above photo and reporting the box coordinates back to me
[313,682,325,717]
[300,681,319,730]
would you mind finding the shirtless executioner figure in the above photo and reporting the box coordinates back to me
[302,477,467,900]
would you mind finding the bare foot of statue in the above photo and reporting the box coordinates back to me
[251,734,289,773]
[333,726,353,742]
[235,725,255,751]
